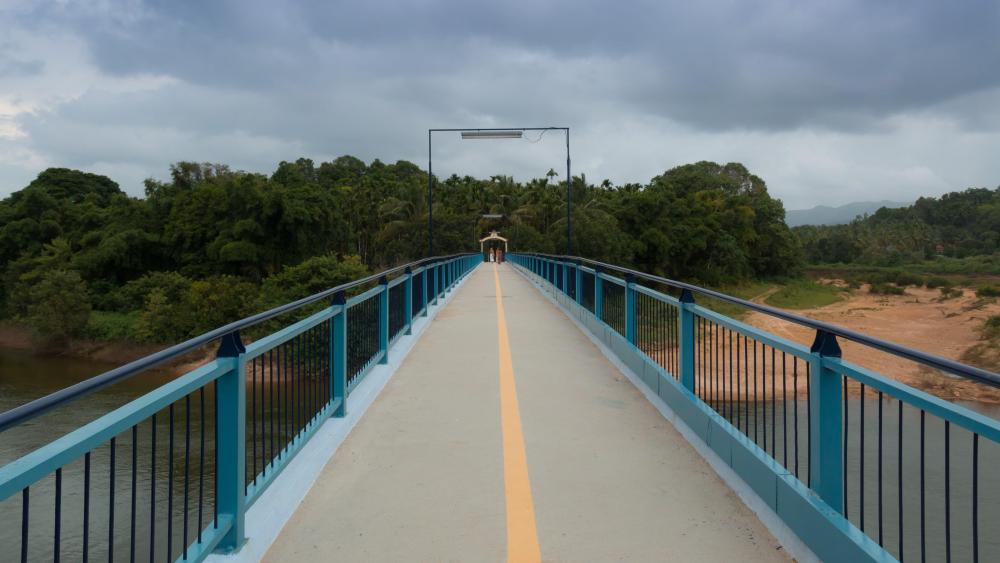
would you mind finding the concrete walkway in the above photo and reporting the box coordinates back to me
[264,264,789,562]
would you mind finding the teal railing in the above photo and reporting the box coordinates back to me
[0,254,480,562]
[511,253,1000,563]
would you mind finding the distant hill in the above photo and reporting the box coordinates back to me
[786,200,910,227]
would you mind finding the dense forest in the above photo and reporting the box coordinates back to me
[0,158,799,346]
[795,187,1000,267]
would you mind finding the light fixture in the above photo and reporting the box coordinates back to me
[460,130,523,140]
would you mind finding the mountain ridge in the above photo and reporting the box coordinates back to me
[786,200,910,227]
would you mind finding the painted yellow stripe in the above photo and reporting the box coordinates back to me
[493,264,542,563]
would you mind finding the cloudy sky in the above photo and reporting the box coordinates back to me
[1,0,999,209]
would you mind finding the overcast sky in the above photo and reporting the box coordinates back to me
[1,1,999,209]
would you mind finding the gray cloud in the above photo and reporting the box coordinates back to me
[1,0,999,208]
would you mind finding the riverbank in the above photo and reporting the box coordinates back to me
[0,322,213,373]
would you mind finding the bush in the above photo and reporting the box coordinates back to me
[939,287,963,300]
[925,277,953,289]
[977,285,1000,298]
[983,316,1000,340]
[869,282,905,295]
[86,310,140,341]
[137,275,257,343]
[893,272,925,287]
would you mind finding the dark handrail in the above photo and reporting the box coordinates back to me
[0,254,474,433]
[521,252,1000,389]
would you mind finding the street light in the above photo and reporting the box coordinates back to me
[460,130,523,140]
[427,127,571,256]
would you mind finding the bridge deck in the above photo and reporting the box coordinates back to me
[264,264,788,562]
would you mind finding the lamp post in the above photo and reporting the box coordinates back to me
[427,127,571,256]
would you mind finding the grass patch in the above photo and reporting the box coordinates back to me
[697,281,775,319]
[765,280,845,309]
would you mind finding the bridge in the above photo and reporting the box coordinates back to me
[2,254,999,562]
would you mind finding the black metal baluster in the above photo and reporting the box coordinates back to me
[109,437,116,563]
[130,425,137,563]
[168,404,175,562]
[21,487,28,563]
[860,383,865,534]
[782,352,788,469]
[771,347,776,458]
[150,413,156,563]
[283,343,289,453]
[54,467,62,563]
[844,376,848,519]
[183,394,190,560]
[972,432,979,563]
[729,329,734,423]
[198,387,205,544]
[944,420,950,563]
[252,356,258,485]
[878,391,884,547]
[214,379,219,530]
[806,362,812,486]
[898,400,903,561]
[269,349,275,469]
[793,358,799,479]
[920,409,925,563]
[736,334,742,434]
[84,451,91,563]
[753,340,767,451]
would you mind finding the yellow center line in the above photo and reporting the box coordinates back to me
[493,263,542,563]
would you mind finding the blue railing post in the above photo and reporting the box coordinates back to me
[420,267,428,316]
[331,291,347,417]
[432,263,440,305]
[594,267,604,322]
[562,262,569,295]
[679,289,696,391]
[575,261,583,305]
[625,274,636,344]
[809,330,844,514]
[215,331,246,552]
[404,267,413,335]
[378,276,389,364]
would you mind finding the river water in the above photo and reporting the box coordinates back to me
[2,347,1000,561]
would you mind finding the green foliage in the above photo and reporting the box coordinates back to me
[22,269,92,345]
[1,158,803,343]
[86,310,140,341]
[258,255,370,309]
[924,276,952,289]
[137,276,257,343]
[983,315,1000,339]
[869,283,906,295]
[765,280,844,309]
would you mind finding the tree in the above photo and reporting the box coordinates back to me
[23,269,92,346]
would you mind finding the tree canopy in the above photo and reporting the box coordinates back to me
[0,158,800,344]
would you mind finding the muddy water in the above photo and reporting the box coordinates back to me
[0,347,219,562]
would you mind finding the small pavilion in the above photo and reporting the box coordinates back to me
[479,230,508,261]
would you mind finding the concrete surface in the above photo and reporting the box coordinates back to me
[263,264,790,562]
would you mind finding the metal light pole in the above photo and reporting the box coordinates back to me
[427,127,571,256]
